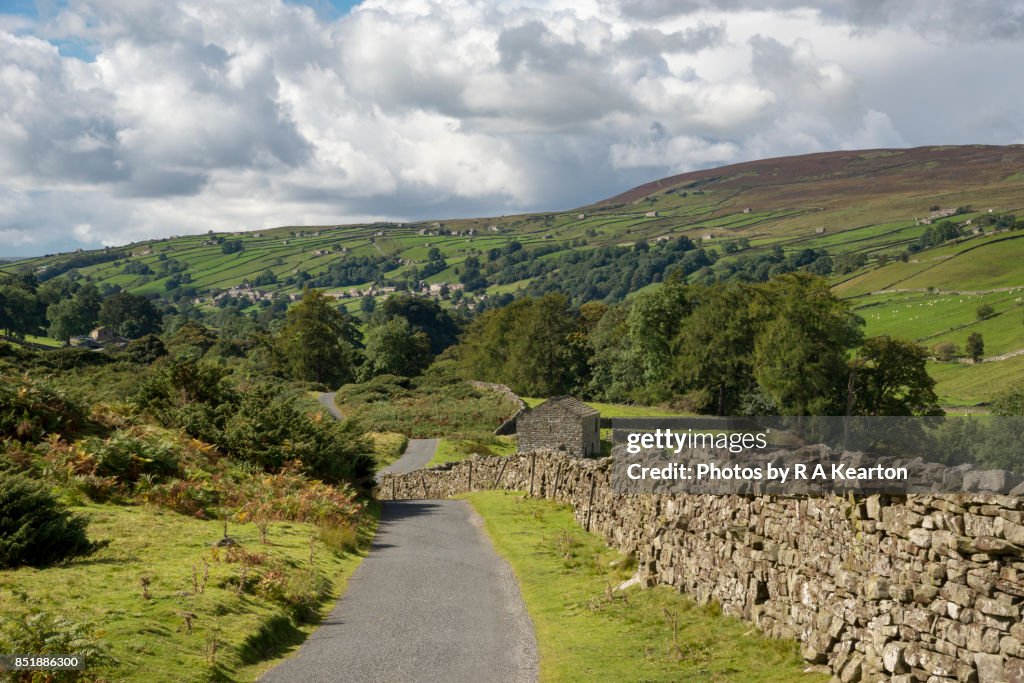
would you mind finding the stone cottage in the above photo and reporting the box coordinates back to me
[516,396,600,457]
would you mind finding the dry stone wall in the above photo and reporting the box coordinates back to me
[375,451,1024,683]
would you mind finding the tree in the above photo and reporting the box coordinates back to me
[98,292,162,338]
[932,341,958,362]
[673,284,760,414]
[966,332,985,363]
[992,383,1024,416]
[456,294,577,396]
[0,472,98,568]
[46,298,93,342]
[851,336,941,416]
[253,269,278,286]
[458,256,487,292]
[166,321,218,359]
[585,304,640,402]
[274,289,360,387]
[376,295,460,355]
[360,318,432,379]
[75,283,102,322]
[752,273,863,415]
[976,304,995,321]
[221,239,244,254]
[626,281,693,398]
[0,283,44,339]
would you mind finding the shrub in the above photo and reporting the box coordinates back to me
[144,477,221,518]
[249,565,329,622]
[122,333,167,364]
[0,374,87,442]
[334,374,411,404]
[0,609,116,682]
[40,347,113,371]
[231,466,364,528]
[932,341,958,362]
[318,520,359,555]
[71,474,123,503]
[221,385,373,486]
[0,472,98,568]
[83,432,180,483]
[138,361,373,487]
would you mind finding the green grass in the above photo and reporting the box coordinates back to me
[367,431,409,471]
[856,289,1024,355]
[23,334,63,348]
[929,355,1024,406]
[522,397,696,418]
[0,502,376,682]
[335,376,520,438]
[426,434,516,467]
[464,491,825,683]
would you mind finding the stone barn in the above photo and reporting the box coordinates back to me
[516,396,600,457]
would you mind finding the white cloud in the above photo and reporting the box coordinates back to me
[0,0,1021,254]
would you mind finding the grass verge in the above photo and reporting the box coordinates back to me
[463,491,826,683]
[367,431,409,471]
[0,501,378,682]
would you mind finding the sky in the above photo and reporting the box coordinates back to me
[1,0,1023,256]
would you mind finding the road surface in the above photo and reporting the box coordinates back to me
[316,392,344,420]
[260,499,538,683]
[378,438,440,478]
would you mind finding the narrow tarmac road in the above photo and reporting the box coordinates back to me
[378,438,439,478]
[260,499,538,683]
[316,392,344,420]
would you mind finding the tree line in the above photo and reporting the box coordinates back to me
[453,272,941,417]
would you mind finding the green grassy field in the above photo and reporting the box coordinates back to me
[0,502,375,682]
[426,434,516,468]
[855,290,1024,354]
[334,377,521,438]
[7,145,1024,406]
[464,491,825,683]
[522,397,696,418]
[929,355,1024,406]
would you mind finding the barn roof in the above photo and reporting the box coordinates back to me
[533,396,599,418]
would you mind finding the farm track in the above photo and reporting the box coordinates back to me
[260,431,537,683]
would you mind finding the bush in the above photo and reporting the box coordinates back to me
[0,374,87,442]
[84,432,180,483]
[334,374,411,404]
[932,342,958,362]
[39,347,113,371]
[0,609,116,682]
[144,477,220,518]
[0,472,98,568]
[221,384,374,486]
[232,466,364,530]
[122,333,167,364]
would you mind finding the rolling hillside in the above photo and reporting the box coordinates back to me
[4,144,1024,405]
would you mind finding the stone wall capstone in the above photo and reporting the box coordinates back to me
[375,450,1024,683]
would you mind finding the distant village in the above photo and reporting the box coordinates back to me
[196,280,468,308]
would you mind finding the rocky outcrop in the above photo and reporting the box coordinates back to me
[376,450,1024,683]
